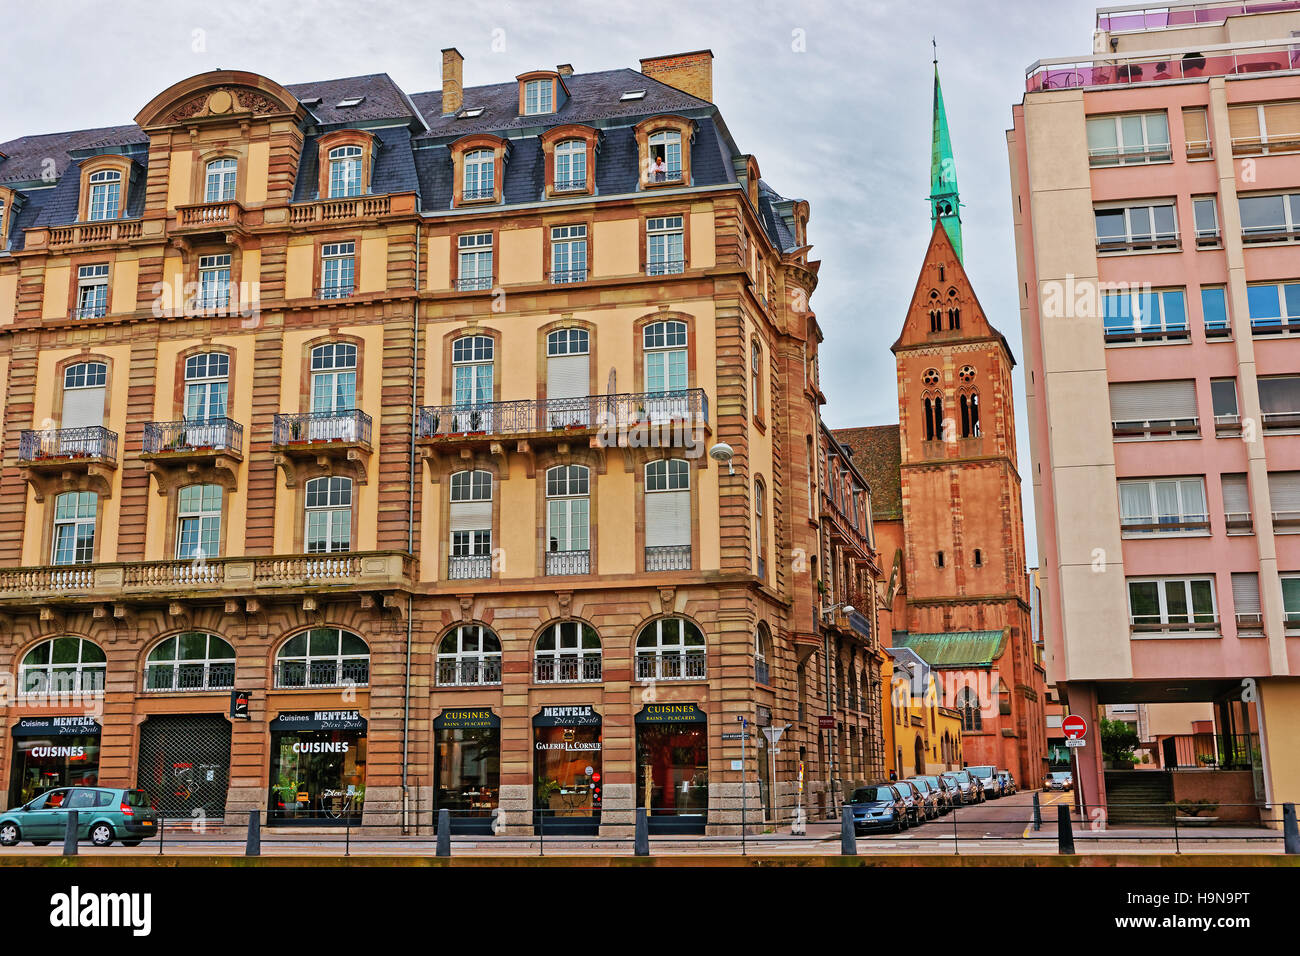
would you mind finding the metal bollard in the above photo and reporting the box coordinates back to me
[1057,803,1075,854]
[62,810,79,856]
[436,808,451,858]
[634,807,650,857]
[245,809,261,857]
[1284,803,1300,855]
[841,807,858,856]
[1032,791,1042,831]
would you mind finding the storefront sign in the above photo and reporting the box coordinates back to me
[230,691,251,720]
[635,703,706,724]
[756,705,772,727]
[269,710,367,732]
[818,715,836,729]
[434,708,501,730]
[533,705,601,727]
[11,717,101,738]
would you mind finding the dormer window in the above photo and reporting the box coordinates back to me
[524,79,553,115]
[204,158,237,203]
[328,145,364,198]
[647,130,682,183]
[86,169,122,221]
[464,149,495,201]
[554,140,586,192]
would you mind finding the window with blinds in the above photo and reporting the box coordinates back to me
[645,460,690,548]
[1228,101,1300,156]
[1231,572,1263,633]
[1259,376,1300,431]
[1183,107,1211,160]
[1109,380,1199,438]
[1268,471,1300,532]
[1221,474,1252,534]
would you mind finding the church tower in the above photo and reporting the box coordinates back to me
[888,64,1045,785]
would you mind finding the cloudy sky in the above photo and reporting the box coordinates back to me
[1,0,1106,561]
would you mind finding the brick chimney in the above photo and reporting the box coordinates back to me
[639,50,713,102]
[556,63,574,77]
[441,47,464,115]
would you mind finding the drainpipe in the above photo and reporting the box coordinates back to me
[401,219,421,833]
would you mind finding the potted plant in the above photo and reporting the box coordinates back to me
[1170,798,1219,825]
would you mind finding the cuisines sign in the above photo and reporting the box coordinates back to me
[30,746,87,758]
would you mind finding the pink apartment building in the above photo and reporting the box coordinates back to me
[1010,1,1300,823]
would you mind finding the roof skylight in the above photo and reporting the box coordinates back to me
[620,90,647,101]
[337,96,365,108]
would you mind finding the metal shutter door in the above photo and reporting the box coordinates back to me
[1221,474,1251,514]
[62,387,105,428]
[547,354,589,400]
[645,490,690,546]
[1108,380,1197,421]
[449,500,493,532]
[1231,573,1261,615]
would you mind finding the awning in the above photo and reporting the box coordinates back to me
[269,710,367,732]
[12,716,101,738]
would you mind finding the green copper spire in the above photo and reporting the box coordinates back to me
[929,58,963,262]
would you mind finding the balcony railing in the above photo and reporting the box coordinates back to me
[77,303,108,320]
[1205,320,1232,339]
[1096,232,1180,254]
[534,655,603,683]
[448,554,492,580]
[143,418,243,456]
[316,284,354,300]
[646,167,684,185]
[144,662,236,693]
[549,269,588,284]
[289,195,392,224]
[645,545,692,571]
[646,259,686,276]
[1162,731,1261,771]
[462,187,495,202]
[1097,2,1300,33]
[553,177,588,192]
[1104,323,1190,344]
[456,275,494,291]
[635,651,707,681]
[175,201,243,230]
[42,219,143,248]
[1027,37,1300,92]
[1242,225,1300,245]
[1251,317,1300,336]
[1262,410,1300,432]
[546,550,590,576]
[436,657,502,686]
[272,409,372,446]
[19,426,118,463]
[1120,517,1211,535]
[419,389,709,440]
[275,658,370,690]
[1130,617,1220,634]
[1225,511,1253,534]
[1112,417,1199,439]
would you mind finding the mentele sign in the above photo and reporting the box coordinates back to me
[533,705,601,727]
[12,717,101,738]
[635,703,706,724]
[270,710,367,732]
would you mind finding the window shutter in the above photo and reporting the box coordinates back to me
[645,490,690,546]
[1108,380,1197,422]
[1228,105,1261,146]
[547,354,589,401]
[1231,573,1261,615]
[449,500,493,532]
[62,387,105,429]
[1182,107,1209,145]
[1262,102,1300,142]
[1268,471,1300,513]
[1221,474,1250,515]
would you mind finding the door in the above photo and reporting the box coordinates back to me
[60,363,106,456]
[137,715,232,818]
[452,358,494,432]
[644,348,688,422]
[25,788,71,839]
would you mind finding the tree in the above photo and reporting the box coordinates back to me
[1100,718,1140,765]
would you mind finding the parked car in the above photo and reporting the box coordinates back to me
[919,774,954,813]
[997,770,1017,795]
[942,770,981,804]
[969,765,1001,799]
[904,777,941,819]
[0,787,158,848]
[1044,771,1074,792]
[893,779,925,825]
[848,784,908,834]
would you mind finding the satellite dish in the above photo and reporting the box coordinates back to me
[709,442,735,475]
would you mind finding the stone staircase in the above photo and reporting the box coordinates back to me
[1105,770,1174,825]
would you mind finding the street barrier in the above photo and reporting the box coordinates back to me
[1057,803,1075,854]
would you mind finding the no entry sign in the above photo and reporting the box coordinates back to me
[1062,714,1088,740]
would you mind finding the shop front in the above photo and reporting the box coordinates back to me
[433,707,500,834]
[137,714,232,819]
[268,710,367,825]
[533,704,602,835]
[8,716,101,808]
[635,703,708,833]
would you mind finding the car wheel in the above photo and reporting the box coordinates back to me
[893,818,903,834]
[90,823,114,847]
[0,822,19,847]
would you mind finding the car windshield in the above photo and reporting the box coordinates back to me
[852,787,892,803]
[907,779,929,793]
[1049,772,1070,781]
[970,766,995,778]
[950,772,970,783]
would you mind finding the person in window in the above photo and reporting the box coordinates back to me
[651,154,667,183]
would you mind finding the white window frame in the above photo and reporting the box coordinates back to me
[144,632,236,692]
[549,224,588,283]
[462,150,495,201]
[19,637,105,697]
[1126,576,1219,635]
[176,483,223,560]
[436,624,502,686]
[534,621,602,683]
[1247,281,1300,334]
[634,617,706,681]
[328,145,364,198]
[647,130,683,182]
[1094,201,1179,252]
[184,352,230,423]
[320,241,355,298]
[554,139,587,191]
[52,491,97,566]
[1102,288,1189,343]
[545,464,590,554]
[76,264,109,319]
[275,627,370,688]
[304,476,352,553]
[86,169,121,222]
[1117,477,1209,536]
[1239,192,1300,243]
[646,215,685,275]
[451,335,494,411]
[197,253,232,309]
[457,232,493,289]
[204,158,237,203]
[1086,112,1171,166]
[523,78,553,115]
[310,342,357,413]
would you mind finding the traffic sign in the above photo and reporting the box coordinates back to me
[1062,714,1088,740]
[1065,739,1085,748]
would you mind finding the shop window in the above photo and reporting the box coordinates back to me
[533,705,602,833]
[137,715,231,818]
[436,624,502,686]
[534,621,602,683]
[634,617,706,681]
[636,702,708,832]
[433,709,501,829]
[18,637,105,696]
[144,632,235,692]
[269,710,367,824]
[274,627,369,688]
[9,716,102,807]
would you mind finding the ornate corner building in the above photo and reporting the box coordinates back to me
[0,51,884,833]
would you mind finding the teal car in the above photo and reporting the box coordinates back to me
[0,787,158,847]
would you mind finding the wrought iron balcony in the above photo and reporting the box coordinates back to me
[546,550,590,576]
[634,651,707,681]
[549,268,588,284]
[436,657,502,686]
[19,426,118,464]
[448,554,492,580]
[462,187,495,202]
[456,275,494,291]
[144,662,236,693]
[419,389,709,443]
[646,259,686,276]
[143,419,243,456]
[646,167,684,185]
[273,409,372,447]
[645,545,692,571]
[553,176,588,192]
[77,303,108,320]
[316,284,354,300]
[275,658,370,689]
[534,655,603,683]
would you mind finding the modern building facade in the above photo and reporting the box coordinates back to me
[836,67,1047,789]
[0,50,879,832]
[1010,1,1300,820]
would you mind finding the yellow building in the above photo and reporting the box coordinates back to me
[882,646,963,779]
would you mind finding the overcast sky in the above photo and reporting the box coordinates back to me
[0,0,1107,563]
